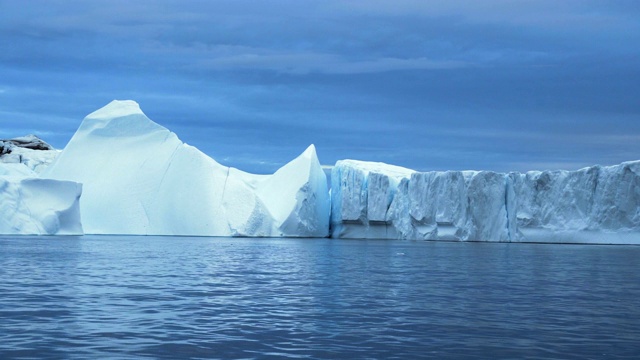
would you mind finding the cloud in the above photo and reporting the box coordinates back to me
[197,52,470,74]
[331,0,640,27]
[0,0,638,173]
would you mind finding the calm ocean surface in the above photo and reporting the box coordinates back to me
[0,236,638,359]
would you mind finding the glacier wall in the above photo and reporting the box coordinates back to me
[41,100,330,237]
[3,101,637,243]
[330,160,640,244]
[509,162,640,243]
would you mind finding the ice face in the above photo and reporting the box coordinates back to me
[510,161,640,243]
[0,167,82,235]
[330,162,514,241]
[330,160,414,239]
[41,100,330,237]
[331,160,640,244]
[388,170,513,241]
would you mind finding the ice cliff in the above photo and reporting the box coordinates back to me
[330,160,415,239]
[0,139,82,235]
[331,160,640,244]
[41,100,330,237]
[3,102,638,243]
[510,162,640,243]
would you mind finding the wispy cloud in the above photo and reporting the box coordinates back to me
[198,53,469,74]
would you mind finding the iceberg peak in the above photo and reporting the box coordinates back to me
[77,100,165,138]
[301,144,318,160]
[86,100,144,120]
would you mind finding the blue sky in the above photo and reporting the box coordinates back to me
[1,0,638,173]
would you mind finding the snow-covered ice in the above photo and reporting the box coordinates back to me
[331,160,640,244]
[0,167,83,235]
[41,100,330,237]
[1,135,61,173]
[0,136,82,235]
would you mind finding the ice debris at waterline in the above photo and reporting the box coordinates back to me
[40,100,330,237]
[330,160,640,244]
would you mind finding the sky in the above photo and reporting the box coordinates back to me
[0,0,639,174]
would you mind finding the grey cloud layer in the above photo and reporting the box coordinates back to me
[0,0,638,173]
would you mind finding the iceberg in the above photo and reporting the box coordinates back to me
[4,101,637,243]
[331,160,640,244]
[0,164,82,235]
[0,135,81,235]
[510,161,640,243]
[41,100,330,237]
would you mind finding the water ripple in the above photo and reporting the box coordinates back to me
[0,236,639,359]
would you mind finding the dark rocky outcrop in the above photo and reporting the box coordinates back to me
[0,135,54,153]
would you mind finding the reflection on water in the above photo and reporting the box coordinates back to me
[0,236,639,359]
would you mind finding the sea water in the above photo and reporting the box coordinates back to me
[0,236,638,359]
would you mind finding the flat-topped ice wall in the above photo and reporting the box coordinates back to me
[330,160,640,244]
[509,161,640,243]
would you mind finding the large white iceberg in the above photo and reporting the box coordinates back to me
[41,100,330,237]
[4,101,637,243]
[331,160,640,244]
